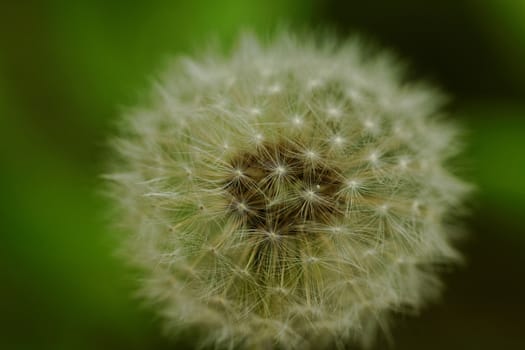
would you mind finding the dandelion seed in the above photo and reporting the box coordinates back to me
[398,157,410,169]
[368,151,380,164]
[364,119,375,130]
[249,107,262,116]
[347,179,361,189]
[327,106,342,118]
[377,203,389,216]
[291,115,304,126]
[267,84,282,94]
[273,165,287,176]
[307,78,323,89]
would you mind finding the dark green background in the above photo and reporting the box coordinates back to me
[1,1,524,349]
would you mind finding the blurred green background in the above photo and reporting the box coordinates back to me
[1,0,524,349]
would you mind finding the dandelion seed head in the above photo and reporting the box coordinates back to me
[107,32,471,350]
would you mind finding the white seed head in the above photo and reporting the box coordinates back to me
[107,32,471,350]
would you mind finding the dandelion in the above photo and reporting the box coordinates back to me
[106,32,471,349]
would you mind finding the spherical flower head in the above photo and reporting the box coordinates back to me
[107,32,471,349]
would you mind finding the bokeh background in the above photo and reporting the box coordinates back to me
[1,1,524,349]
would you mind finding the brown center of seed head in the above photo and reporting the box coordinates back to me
[225,140,345,235]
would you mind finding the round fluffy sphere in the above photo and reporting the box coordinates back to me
[107,33,470,349]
